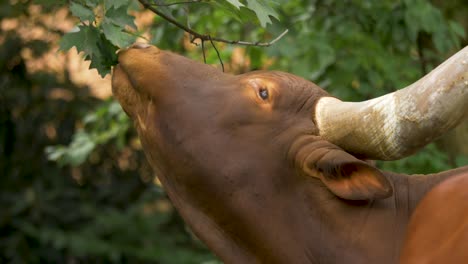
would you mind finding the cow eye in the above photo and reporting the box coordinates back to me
[258,88,269,100]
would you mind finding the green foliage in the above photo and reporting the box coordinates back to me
[224,0,244,9]
[59,0,137,77]
[378,143,452,174]
[45,100,130,166]
[101,5,137,47]
[70,1,96,22]
[245,0,279,27]
[404,0,464,53]
[199,0,279,27]
[15,192,213,263]
[60,25,119,77]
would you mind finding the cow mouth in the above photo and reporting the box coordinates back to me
[112,64,127,89]
[114,42,160,89]
[111,63,141,118]
[112,43,166,118]
[113,63,137,92]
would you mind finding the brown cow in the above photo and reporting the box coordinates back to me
[112,43,468,264]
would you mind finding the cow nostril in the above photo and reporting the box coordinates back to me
[130,42,151,49]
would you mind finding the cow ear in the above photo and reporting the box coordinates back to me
[297,139,393,200]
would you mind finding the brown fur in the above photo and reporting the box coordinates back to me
[400,171,468,264]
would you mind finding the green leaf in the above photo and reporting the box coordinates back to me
[224,0,244,9]
[60,25,118,77]
[65,132,96,166]
[45,146,67,162]
[245,0,279,27]
[209,0,244,23]
[101,19,136,47]
[45,132,96,166]
[104,0,130,9]
[59,25,100,55]
[69,1,95,22]
[46,100,129,166]
[101,5,137,48]
[105,5,136,29]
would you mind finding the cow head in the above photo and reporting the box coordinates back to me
[113,43,392,202]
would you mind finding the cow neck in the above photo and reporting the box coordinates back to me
[404,167,467,211]
[304,170,453,264]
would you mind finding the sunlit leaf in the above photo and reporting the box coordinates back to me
[104,5,136,29]
[245,0,279,27]
[101,20,136,47]
[224,0,244,9]
[69,1,95,22]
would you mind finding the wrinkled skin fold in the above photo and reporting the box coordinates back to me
[112,44,468,264]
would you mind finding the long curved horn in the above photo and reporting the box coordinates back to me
[315,46,468,160]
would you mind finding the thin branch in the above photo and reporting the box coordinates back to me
[210,29,289,47]
[209,36,224,72]
[151,0,204,7]
[201,40,207,64]
[139,0,199,36]
[138,0,288,47]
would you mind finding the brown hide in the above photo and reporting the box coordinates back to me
[112,44,468,264]
[400,172,468,264]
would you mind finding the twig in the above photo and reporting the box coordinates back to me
[151,0,204,7]
[212,29,289,47]
[209,36,224,72]
[201,40,206,64]
[138,0,288,47]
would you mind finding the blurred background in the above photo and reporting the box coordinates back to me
[1,0,467,263]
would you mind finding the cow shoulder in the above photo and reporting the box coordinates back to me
[400,171,468,264]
